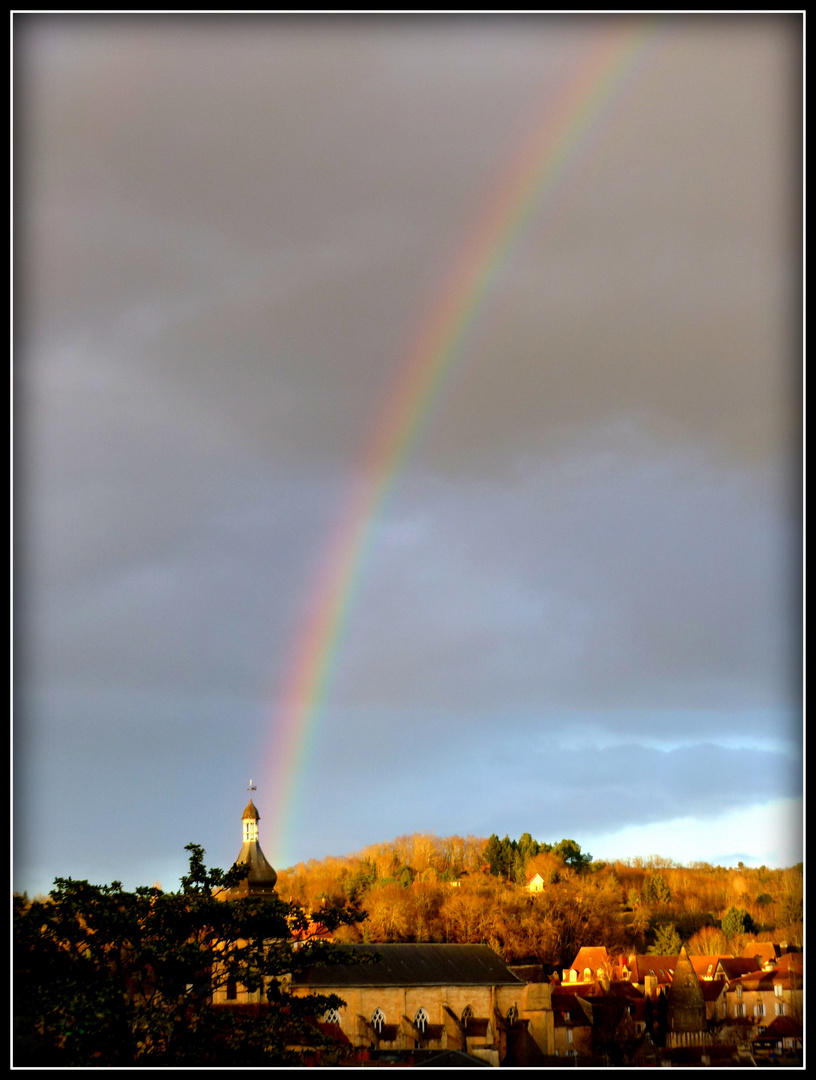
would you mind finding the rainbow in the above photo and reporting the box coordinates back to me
[264,19,663,863]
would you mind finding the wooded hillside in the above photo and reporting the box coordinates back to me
[275,833,803,969]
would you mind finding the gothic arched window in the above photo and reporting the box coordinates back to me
[414,1007,429,1033]
[371,1008,386,1034]
[506,1005,518,1025]
[324,1008,341,1025]
[461,1004,473,1028]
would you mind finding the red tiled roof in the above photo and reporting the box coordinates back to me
[775,952,803,976]
[752,1016,803,1042]
[627,955,677,984]
[690,954,733,979]
[740,942,781,964]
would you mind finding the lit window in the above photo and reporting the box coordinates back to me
[754,1004,765,1017]
[371,1008,386,1034]
[774,984,783,998]
[414,1007,429,1033]
[775,1003,786,1017]
[567,1029,573,1044]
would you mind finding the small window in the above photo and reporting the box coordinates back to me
[371,1008,386,1034]
[324,1008,341,1024]
[567,1029,573,1045]
[506,1005,518,1024]
[754,1004,765,1017]
[461,1004,473,1028]
[414,1007,429,1033]
[225,979,238,1001]
[736,985,743,998]
[774,984,783,998]
[775,1002,786,1017]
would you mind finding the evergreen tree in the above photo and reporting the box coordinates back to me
[648,922,682,955]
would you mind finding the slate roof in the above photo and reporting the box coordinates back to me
[715,957,760,980]
[231,839,277,893]
[667,947,705,1027]
[292,944,524,988]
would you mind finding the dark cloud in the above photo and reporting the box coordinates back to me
[15,15,802,892]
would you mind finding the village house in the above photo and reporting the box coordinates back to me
[206,802,803,1064]
[724,953,803,1049]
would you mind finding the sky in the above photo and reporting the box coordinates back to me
[14,14,802,897]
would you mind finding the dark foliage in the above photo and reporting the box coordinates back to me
[14,844,364,1066]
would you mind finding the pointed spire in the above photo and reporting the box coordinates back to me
[230,786,276,896]
[667,946,705,1036]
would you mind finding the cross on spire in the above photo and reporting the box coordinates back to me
[248,779,257,792]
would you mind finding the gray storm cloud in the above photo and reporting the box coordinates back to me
[15,14,801,890]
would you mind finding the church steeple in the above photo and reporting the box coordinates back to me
[229,783,277,896]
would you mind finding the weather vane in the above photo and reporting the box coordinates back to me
[248,779,257,792]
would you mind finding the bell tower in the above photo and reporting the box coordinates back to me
[229,781,277,896]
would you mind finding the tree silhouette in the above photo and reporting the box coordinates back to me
[14,844,363,1066]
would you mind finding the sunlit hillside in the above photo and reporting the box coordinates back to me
[275,833,803,968]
